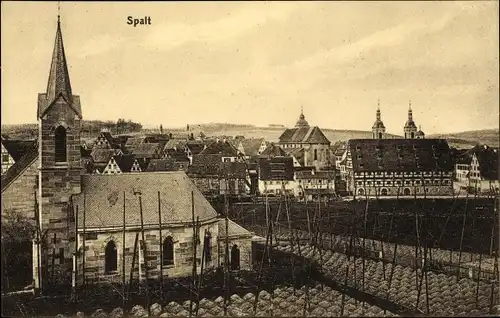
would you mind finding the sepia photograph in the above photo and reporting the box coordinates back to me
[1,1,499,317]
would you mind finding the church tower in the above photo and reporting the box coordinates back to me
[37,14,82,286]
[403,100,418,139]
[372,100,386,139]
[295,106,310,128]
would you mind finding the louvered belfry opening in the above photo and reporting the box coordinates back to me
[54,126,67,163]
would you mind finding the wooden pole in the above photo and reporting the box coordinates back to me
[475,252,482,308]
[73,204,78,302]
[190,191,197,317]
[122,192,126,304]
[82,192,86,287]
[196,229,207,317]
[128,233,139,293]
[224,185,230,317]
[362,192,369,310]
[51,233,56,286]
[138,195,150,315]
[158,191,163,300]
[34,190,42,292]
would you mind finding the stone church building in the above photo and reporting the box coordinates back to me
[1,16,252,291]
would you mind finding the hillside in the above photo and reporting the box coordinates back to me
[428,129,499,148]
[3,122,497,149]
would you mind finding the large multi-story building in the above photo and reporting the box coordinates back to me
[341,139,454,197]
[455,145,499,194]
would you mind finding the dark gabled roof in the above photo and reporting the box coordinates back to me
[113,154,138,173]
[132,143,161,158]
[278,126,330,144]
[146,159,180,172]
[80,145,92,158]
[260,143,287,157]
[125,137,145,150]
[185,142,206,155]
[199,140,238,156]
[187,162,247,179]
[135,158,150,171]
[73,172,218,228]
[240,138,265,156]
[347,139,453,172]
[144,134,170,144]
[1,142,39,192]
[458,145,499,180]
[114,135,131,148]
[90,148,116,164]
[2,139,37,162]
[164,139,186,151]
[164,149,190,162]
[258,157,294,181]
[286,148,305,165]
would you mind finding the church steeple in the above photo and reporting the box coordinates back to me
[45,13,73,106]
[404,99,418,139]
[295,105,310,128]
[372,99,386,139]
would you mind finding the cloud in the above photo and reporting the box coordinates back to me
[76,34,128,58]
[142,3,298,51]
[293,13,454,72]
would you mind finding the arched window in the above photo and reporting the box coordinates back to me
[105,240,117,274]
[404,188,411,196]
[381,188,388,196]
[378,132,382,139]
[162,237,174,266]
[358,188,365,196]
[204,232,212,263]
[314,149,318,161]
[411,132,415,139]
[55,126,67,162]
[230,245,240,270]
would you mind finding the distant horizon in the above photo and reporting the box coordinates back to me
[2,120,498,137]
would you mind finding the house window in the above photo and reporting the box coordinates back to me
[381,188,388,196]
[231,244,240,270]
[55,126,67,163]
[105,240,118,274]
[2,154,9,163]
[314,149,318,161]
[358,188,365,196]
[403,188,411,196]
[162,236,174,266]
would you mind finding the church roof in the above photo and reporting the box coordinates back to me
[295,112,309,128]
[278,126,330,145]
[1,142,39,193]
[37,20,81,119]
[1,139,37,162]
[73,172,218,229]
[218,219,253,239]
[260,143,287,157]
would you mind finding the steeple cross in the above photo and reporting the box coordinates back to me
[57,1,61,23]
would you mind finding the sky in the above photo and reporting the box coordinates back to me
[1,1,498,135]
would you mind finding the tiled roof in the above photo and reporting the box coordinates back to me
[260,143,287,157]
[258,157,294,181]
[90,148,116,164]
[347,139,453,172]
[1,142,39,192]
[136,158,150,171]
[125,137,145,150]
[2,139,37,162]
[199,140,238,156]
[192,154,222,167]
[286,148,305,165]
[188,162,246,179]
[146,158,182,172]
[164,139,186,151]
[186,142,206,155]
[278,126,330,144]
[218,218,253,238]
[241,139,264,156]
[295,170,335,180]
[73,172,218,229]
[113,154,138,173]
[80,146,92,158]
[132,142,161,158]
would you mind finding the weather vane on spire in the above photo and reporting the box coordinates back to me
[377,98,380,109]
[57,1,61,22]
[409,99,412,109]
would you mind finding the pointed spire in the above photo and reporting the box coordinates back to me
[46,7,73,106]
[408,99,413,121]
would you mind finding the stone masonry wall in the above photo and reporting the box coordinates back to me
[1,158,38,220]
[217,236,253,271]
[77,220,219,284]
